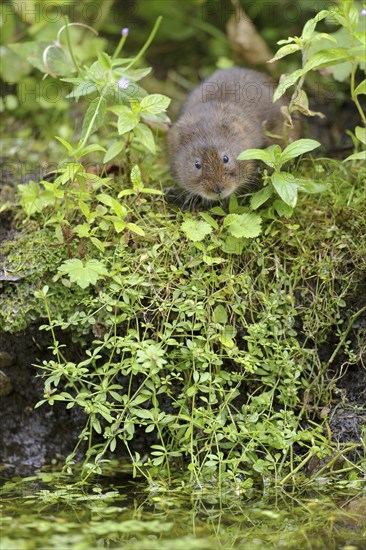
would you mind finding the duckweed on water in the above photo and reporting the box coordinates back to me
[1,470,365,550]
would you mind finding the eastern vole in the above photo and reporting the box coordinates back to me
[168,67,299,200]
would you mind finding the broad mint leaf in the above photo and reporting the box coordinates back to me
[140,94,171,114]
[272,172,299,207]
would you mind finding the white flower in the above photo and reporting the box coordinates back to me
[117,76,130,90]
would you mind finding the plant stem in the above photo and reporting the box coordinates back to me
[325,304,366,369]
[73,90,106,156]
[63,17,80,74]
[350,60,366,127]
[124,17,162,72]
[280,449,314,485]
[112,33,128,61]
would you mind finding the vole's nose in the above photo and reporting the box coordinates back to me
[214,183,224,195]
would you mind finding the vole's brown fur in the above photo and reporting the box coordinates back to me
[168,68,299,200]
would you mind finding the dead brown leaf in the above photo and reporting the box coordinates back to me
[226,2,277,73]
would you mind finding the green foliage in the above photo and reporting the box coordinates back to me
[57,259,108,289]
[1,0,365,488]
[0,230,90,333]
[180,197,263,254]
[223,212,262,238]
[21,162,363,484]
[238,139,323,211]
[12,17,169,251]
[181,219,213,241]
[270,0,366,144]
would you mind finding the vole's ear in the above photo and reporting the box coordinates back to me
[219,121,231,136]
[167,122,191,152]
[167,124,180,154]
[179,123,194,146]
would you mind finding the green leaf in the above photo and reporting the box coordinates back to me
[18,181,54,216]
[273,199,294,218]
[96,194,127,218]
[354,32,366,46]
[78,144,106,156]
[237,144,281,165]
[90,237,105,252]
[213,305,228,325]
[103,141,124,163]
[126,222,145,236]
[58,259,109,289]
[141,188,164,195]
[74,223,90,237]
[119,67,152,81]
[218,334,235,348]
[296,179,327,193]
[186,385,197,397]
[8,41,49,73]
[269,44,301,63]
[273,69,304,102]
[343,150,366,161]
[112,106,139,135]
[228,194,239,212]
[65,81,98,100]
[312,32,337,44]
[355,126,366,145]
[111,218,126,233]
[140,94,171,115]
[181,219,213,241]
[301,10,330,41]
[250,185,274,210]
[272,172,298,207]
[131,165,142,187]
[210,206,227,216]
[133,123,156,154]
[81,97,107,140]
[303,48,350,73]
[78,200,90,219]
[224,212,262,238]
[199,212,219,230]
[280,139,321,163]
[202,256,226,265]
[277,38,296,45]
[221,235,245,255]
[98,52,112,71]
[0,45,31,83]
[354,80,366,96]
[55,136,74,153]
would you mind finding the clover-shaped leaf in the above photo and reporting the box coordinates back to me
[58,259,108,289]
[181,219,213,242]
[224,213,262,239]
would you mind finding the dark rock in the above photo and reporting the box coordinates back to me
[0,351,15,368]
[0,369,13,396]
[0,325,86,476]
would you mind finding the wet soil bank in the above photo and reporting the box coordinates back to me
[0,326,86,476]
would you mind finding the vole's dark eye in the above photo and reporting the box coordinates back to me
[195,160,202,170]
[222,155,229,164]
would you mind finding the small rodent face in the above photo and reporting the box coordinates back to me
[173,139,255,200]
